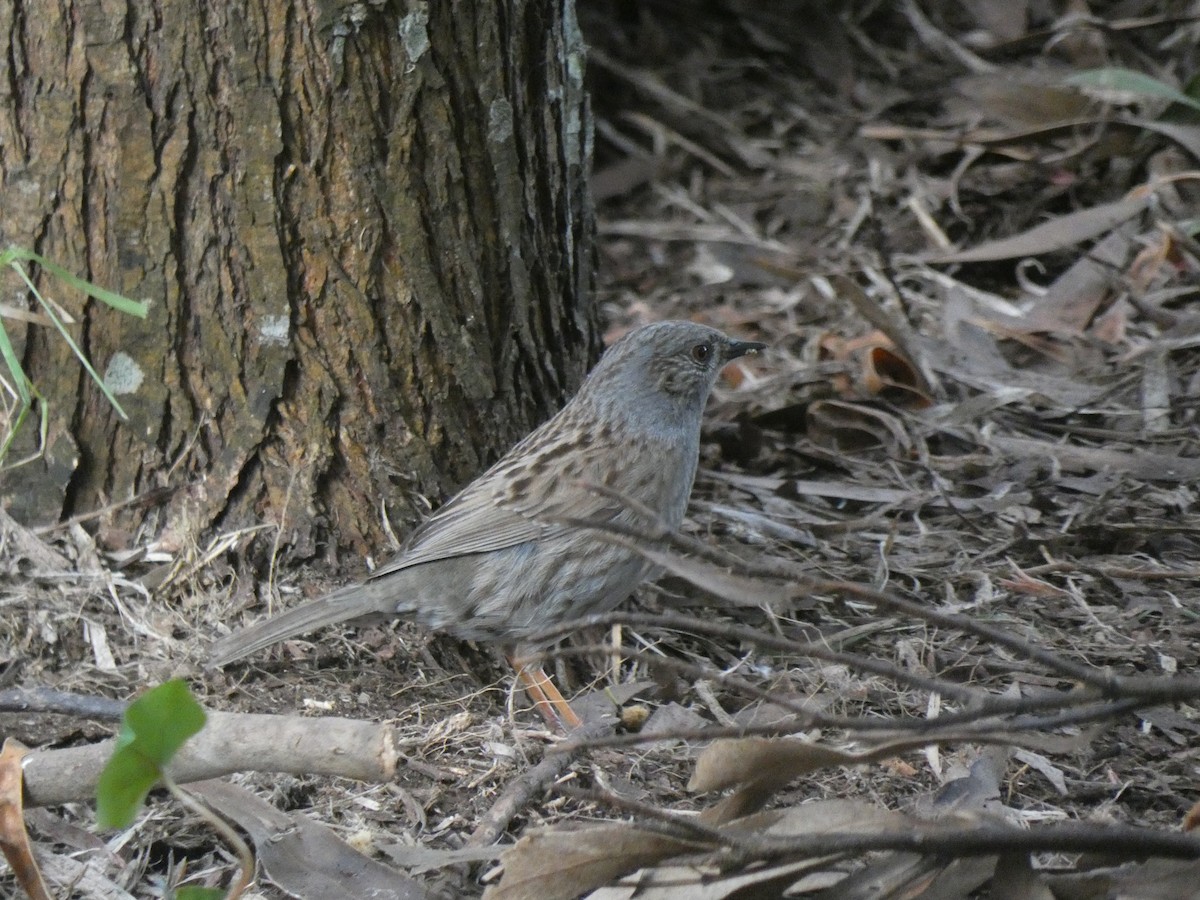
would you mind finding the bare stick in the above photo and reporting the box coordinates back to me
[22,710,398,808]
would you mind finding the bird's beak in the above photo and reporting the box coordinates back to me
[724,339,766,363]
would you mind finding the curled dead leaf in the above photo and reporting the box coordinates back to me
[817,330,932,409]
[0,739,51,900]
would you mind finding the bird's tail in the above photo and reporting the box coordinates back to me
[209,578,405,666]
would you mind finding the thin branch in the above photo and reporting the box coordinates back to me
[550,492,1200,694]
[0,688,127,719]
[545,637,1154,737]
[735,821,1200,864]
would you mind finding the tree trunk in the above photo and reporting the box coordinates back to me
[0,0,596,566]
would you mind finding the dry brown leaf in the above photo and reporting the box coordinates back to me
[692,738,916,825]
[863,345,932,407]
[585,857,836,899]
[818,329,932,407]
[782,478,916,505]
[883,757,920,777]
[1183,798,1200,832]
[1135,119,1200,163]
[1129,225,1199,293]
[638,702,710,748]
[486,825,698,900]
[954,74,1092,128]
[729,799,911,839]
[1013,749,1068,796]
[826,275,939,397]
[923,193,1150,264]
[937,287,1116,403]
[719,358,754,390]
[691,735,1056,827]
[915,857,1001,899]
[690,737,857,794]
[819,850,969,900]
[991,853,1055,900]
[189,780,427,900]
[1044,858,1200,898]
[735,805,943,897]
[0,738,51,900]
[1091,296,1130,344]
[0,506,72,575]
[988,435,1200,482]
[997,569,1071,598]
[1020,226,1136,334]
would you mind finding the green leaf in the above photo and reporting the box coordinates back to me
[95,741,159,830]
[123,680,207,766]
[174,887,226,900]
[1067,67,1200,114]
[95,680,207,829]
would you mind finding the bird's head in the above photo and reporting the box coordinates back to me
[581,321,764,431]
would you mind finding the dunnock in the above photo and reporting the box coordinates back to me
[211,320,763,726]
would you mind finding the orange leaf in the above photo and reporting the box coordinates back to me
[0,739,51,900]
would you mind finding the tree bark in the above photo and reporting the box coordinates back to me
[0,0,596,565]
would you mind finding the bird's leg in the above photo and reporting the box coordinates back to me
[508,654,582,730]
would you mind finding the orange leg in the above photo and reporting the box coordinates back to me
[508,656,583,730]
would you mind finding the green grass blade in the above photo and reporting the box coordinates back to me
[1067,67,1200,114]
[0,317,31,407]
[11,262,131,420]
[4,247,149,317]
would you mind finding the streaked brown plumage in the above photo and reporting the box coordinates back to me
[210,321,763,724]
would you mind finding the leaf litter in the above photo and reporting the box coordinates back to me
[5,1,1200,897]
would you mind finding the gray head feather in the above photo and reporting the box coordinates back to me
[575,321,764,437]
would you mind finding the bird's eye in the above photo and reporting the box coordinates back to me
[691,342,712,364]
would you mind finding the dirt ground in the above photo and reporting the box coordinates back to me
[5,1,1200,897]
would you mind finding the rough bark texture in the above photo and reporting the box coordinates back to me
[0,0,596,565]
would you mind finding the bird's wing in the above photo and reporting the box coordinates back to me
[373,491,552,576]
[369,439,638,580]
